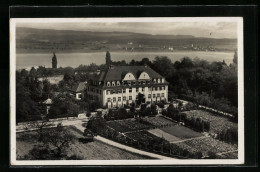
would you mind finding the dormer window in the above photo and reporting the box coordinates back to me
[117,81,120,86]
[107,82,111,87]
[162,78,165,83]
[158,79,161,83]
[153,79,156,83]
[112,81,115,86]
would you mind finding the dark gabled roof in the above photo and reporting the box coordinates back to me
[99,66,163,81]
[70,82,86,92]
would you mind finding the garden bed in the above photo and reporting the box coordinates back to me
[183,110,238,134]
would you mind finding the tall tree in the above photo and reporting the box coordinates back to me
[52,52,58,69]
[233,50,238,64]
[106,51,112,65]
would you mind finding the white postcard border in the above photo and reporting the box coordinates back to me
[10,17,244,165]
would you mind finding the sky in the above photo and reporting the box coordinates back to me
[16,21,238,39]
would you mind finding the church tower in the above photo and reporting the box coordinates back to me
[106,51,112,65]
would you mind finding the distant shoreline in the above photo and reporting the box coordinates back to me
[16,49,235,54]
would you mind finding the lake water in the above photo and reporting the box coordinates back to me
[16,51,234,70]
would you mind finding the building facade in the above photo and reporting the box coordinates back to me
[86,65,168,108]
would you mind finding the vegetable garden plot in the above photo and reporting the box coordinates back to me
[143,116,177,127]
[174,137,238,156]
[106,119,151,133]
[184,110,238,134]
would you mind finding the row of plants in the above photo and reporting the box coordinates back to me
[217,127,238,145]
[162,104,210,132]
[179,93,238,121]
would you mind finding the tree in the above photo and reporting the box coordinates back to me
[41,123,75,158]
[233,50,237,64]
[48,94,80,119]
[86,116,106,135]
[136,93,145,105]
[106,51,112,65]
[152,56,174,77]
[52,52,57,69]
[29,67,37,78]
[150,104,157,116]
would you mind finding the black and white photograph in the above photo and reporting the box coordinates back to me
[10,17,244,165]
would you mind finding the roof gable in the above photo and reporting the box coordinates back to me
[103,66,162,81]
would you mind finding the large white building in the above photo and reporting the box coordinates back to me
[86,65,168,108]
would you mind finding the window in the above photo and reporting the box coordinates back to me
[153,94,155,98]
[162,86,165,90]
[155,87,157,91]
[129,88,132,93]
[158,87,160,91]
[162,78,165,83]
[157,93,160,97]
[107,98,111,102]
[136,95,138,99]
[158,79,161,83]
[136,88,139,92]
[112,90,116,94]
[161,93,164,97]
[123,89,126,93]
[118,97,121,101]
[107,82,111,87]
[148,94,151,98]
[107,90,110,95]
[113,97,116,102]
[112,81,115,86]
[153,79,156,83]
[129,96,132,100]
[118,89,122,93]
[153,87,155,91]
[142,87,145,92]
[123,96,126,101]
[117,81,120,86]
[99,90,101,94]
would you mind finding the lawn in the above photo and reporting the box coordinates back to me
[184,110,238,134]
[16,126,150,160]
[161,125,203,139]
[148,129,181,142]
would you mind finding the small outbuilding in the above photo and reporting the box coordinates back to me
[68,82,87,100]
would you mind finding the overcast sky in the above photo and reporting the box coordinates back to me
[16,21,237,39]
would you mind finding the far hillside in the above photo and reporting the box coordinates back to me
[16,27,237,53]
